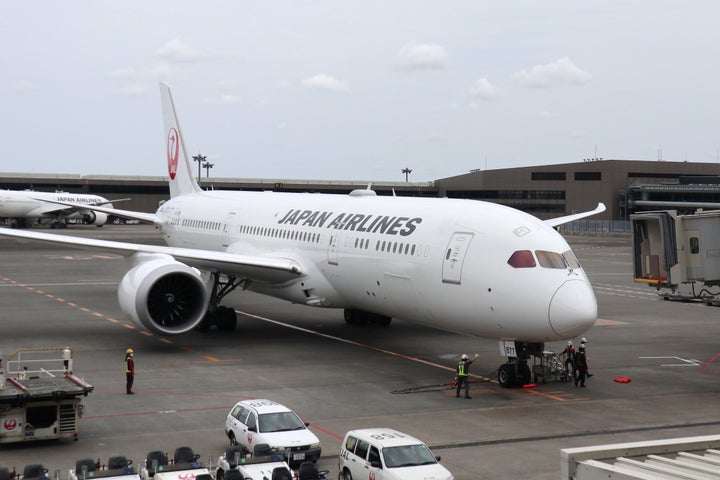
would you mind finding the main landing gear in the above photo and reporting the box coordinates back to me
[195,273,248,332]
[497,341,544,388]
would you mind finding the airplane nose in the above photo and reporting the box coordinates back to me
[548,279,597,338]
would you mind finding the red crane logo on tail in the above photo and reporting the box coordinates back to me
[167,128,180,180]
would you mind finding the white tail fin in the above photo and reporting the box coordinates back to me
[160,82,201,198]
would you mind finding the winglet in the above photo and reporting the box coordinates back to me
[160,82,202,198]
[544,203,606,228]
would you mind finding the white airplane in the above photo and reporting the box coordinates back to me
[0,189,119,228]
[0,83,605,387]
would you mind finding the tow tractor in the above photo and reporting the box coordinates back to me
[138,446,213,480]
[0,347,93,443]
[68,456,140,480]
[216,444,328,480]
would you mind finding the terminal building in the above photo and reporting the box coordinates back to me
[2,159,720,222]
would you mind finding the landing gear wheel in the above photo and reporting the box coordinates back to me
[498,363,516,388]
[215,306,237,332]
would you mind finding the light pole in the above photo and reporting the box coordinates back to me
[202,161,214,178]
[401,167,412,182]
[192,154,206,183]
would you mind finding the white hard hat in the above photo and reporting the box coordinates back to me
[461,354,468,360]
[567,341,573,346]
[580,337,588,343]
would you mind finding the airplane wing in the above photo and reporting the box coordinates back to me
[544,203,606,227]
[31,198,158,224]
[0,228,302,284]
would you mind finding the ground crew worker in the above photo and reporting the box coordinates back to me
[125,348,135,395]
[580,337,593,377]
[560,341,575,381]
[456,353,479,399]
[574,344,588,387]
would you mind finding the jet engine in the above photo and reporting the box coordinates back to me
[118,253,209,335]
[82,211,108,225]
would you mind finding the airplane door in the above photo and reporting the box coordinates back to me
[327,226,342,265]
[442,232,474,284]
[223,211,238,247]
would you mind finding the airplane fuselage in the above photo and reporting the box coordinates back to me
[0,190,110,224]
[156,189,597,342]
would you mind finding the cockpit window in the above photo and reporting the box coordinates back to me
[507,250,536,268]
[562,250,581,269]
[535,250,567,269]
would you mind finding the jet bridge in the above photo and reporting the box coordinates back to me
[631,209,720,301]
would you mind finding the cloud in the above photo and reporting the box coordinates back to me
[469,78,499,100]
[397,42,449,70]
[302,74,349,92]
[512,57,591,87]
[15,80,37,92]
[109,68,137,79]
[155,38,212,63]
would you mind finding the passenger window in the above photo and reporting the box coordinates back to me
[345,436,358,453]
[368,446,381,466]
[231,405,243,420]
[355,440,370,460]
[507,250,536,268]
[536,250,566,269]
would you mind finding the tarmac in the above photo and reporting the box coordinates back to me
[0,224,719,479]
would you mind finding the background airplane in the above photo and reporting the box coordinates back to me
[0,83,605,387]
[0,189,123,228]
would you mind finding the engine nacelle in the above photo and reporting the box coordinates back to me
[118,253,209,335]
[83,211,108,225]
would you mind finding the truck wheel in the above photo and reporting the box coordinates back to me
[228,432,237,446]
[342,469,353,480]
[216,470,224,480]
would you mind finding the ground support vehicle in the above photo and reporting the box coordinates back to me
[68,456,140,480]
[0,347,93,444]
[339,428,453,480]
[531,351,571,383]
[138,447,212,480]
[224,400,321,465]
[216,444,328,480]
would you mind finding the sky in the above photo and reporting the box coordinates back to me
[2,1,719,182]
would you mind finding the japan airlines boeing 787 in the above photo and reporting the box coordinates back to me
[0,83,605,387]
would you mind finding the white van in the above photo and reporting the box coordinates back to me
[338,428,454,480]
[224,399,321,464]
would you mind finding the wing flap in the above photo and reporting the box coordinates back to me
[0,228,302,284]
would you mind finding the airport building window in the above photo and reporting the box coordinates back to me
[575,171,602,181]
[531,172,566,181]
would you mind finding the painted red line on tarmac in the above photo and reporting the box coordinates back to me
[93,389,254,398]
[309,423,344,441]
[204,355,220,362]
[700,352,720,374]
[122,324,135,329]
[160,338,173,344]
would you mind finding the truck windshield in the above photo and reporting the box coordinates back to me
[382,444,437,468]
[258,412,306,433]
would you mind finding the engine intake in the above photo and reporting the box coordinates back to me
[82,211,108,225]
[118,254,209,335]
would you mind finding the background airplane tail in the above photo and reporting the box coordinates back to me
[160,82,201,198]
